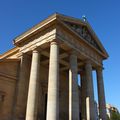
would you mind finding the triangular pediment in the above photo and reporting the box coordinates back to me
[64,21,102,52]
[12,13,108,59]
[56,14,109,58]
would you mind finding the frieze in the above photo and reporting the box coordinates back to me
[19,28,56,53]
[64,21,102,52]
[57,28,102,65]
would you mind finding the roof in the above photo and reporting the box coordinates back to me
[0,47,19,60]
[1,13,109,60]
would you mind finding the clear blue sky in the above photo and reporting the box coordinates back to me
[0,0,120,111]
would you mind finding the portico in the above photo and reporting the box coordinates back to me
[0,13,109,120]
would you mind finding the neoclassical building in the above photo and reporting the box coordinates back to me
[0,13,108,120]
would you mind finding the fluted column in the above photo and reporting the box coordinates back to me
[25,50,40,120]
[69,52,79,120]
[80,71,87,120]
[46,41,59,120]
[85,60,95,120]
[96,67,107,120]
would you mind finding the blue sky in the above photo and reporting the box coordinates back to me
[0,0,120,111]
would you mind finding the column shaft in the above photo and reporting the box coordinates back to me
[96,68,107,120]
[13,53,30,120]
[85,61,95,120]
[25,50,40,120]
[80,71,87,120]
[46,41,59,120]
[69,52,79,120]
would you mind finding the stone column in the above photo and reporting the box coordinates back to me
[96,67,107,120]
[25,50,40,120]
[85,60,95,120]
[69,51,79,120]
[80,71,87,120]
[46,41,59,120]
[12,53,31,120]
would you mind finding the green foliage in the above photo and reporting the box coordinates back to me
[110,111,120,120]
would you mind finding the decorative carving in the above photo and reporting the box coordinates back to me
[57,28,102,65]
[64,21,102,52]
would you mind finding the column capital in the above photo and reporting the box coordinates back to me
[96,66,104,72]
[32,49,39,53]
[80,70,85,76]
[50,40,59,45]
[68,50,77,57]
[17,51,30,58]
[84,60,93,72]
[85,59,92,64]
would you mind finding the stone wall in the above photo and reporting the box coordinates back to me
[0,61,19,120]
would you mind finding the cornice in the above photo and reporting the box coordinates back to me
[56,19,108,59]
[2,13,108,61]
[0,47,19,60]
[13,13,58,46]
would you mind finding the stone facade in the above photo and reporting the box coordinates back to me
[0,13,108,120]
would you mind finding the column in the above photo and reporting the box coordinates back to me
[80,71,87,120]
[69,51,79,120]
[96,67,107,120]
[12,53,30,120]
[85,60,95,120]
[46,41,59,120]
[25,50,40,120]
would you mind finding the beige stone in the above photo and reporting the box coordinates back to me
[26,50,40,120]
[96,67,107,120]
[69,52,79,120]
[46,41,59,120]
[85,60,95,120]
[13,53,31,120]
[0,13,109,120]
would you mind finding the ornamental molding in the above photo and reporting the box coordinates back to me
[64,21,102,52]
[57,28,102,65]
[19,27,56,53]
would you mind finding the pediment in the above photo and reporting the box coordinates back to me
[12,13,108,59]
[64,21,102,52]
[56,14,108,58]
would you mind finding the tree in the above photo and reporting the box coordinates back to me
[110,111,120,120]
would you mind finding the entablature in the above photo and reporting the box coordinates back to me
[0,13,108,68]
[56,27,103,67]
[18,26,56,54]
